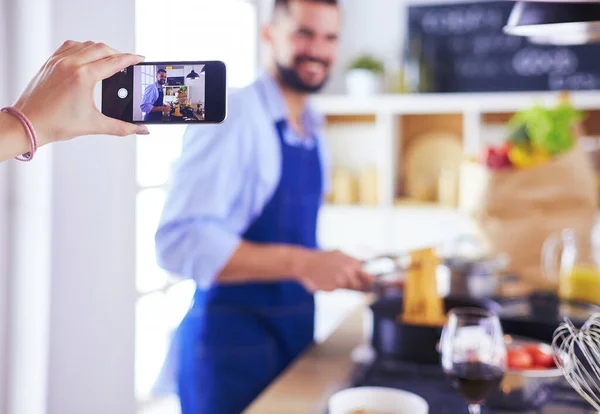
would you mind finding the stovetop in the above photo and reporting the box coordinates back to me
[330,358,594,414]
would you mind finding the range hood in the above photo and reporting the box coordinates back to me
[504,1,600,45]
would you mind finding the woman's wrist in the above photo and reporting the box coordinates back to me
[0,112,31,154]
[0,109,48,161]
[14,106,50,148]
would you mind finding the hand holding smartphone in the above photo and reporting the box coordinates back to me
[102,61,227,124]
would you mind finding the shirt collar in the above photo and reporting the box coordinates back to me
[255,72,324,133]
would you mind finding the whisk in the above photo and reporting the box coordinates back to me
[553,314,600,411]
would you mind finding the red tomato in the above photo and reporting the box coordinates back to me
[523,344,555,368]
[507,347,534,370]
[522,344,539,356]
[539,357,554,368]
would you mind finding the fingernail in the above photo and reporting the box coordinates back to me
[137,128,150,135]
[137,54,146,60]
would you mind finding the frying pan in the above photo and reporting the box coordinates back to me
[369,295,501,364]
[368,292,600,365]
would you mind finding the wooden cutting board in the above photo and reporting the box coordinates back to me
[404,132,464,203]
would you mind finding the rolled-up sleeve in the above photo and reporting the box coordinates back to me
[141,84,158,115]
[155,117,258,288]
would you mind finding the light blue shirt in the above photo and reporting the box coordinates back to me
[152,73,330,396]
[140,82,162,115]
[155,73,331,289]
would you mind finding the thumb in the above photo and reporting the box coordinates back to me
[98,115,149,137]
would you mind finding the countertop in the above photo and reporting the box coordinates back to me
[243,301,368,414]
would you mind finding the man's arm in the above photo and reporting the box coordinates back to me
[216,241,304,283]
[155,104,372,291]
[140,84,159,114]
[217,240,372,292]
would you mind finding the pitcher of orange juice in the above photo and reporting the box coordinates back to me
[542,228,600,305]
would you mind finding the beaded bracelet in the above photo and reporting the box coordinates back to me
[1,106,38,162]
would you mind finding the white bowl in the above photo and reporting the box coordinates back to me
[328,386,429,414]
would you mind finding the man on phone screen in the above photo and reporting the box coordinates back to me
[140,68,169,121]
[154,1,373,413]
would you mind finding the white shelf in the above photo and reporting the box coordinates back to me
[321,203,458,214]
[317,91,600,249]
[312,91,600,115]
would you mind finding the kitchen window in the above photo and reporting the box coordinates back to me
[138,66,155,119]
[134,0,258,403]
[139,66,155,96]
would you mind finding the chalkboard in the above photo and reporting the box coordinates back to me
[407,1,600,92]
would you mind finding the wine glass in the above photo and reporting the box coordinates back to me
[440,308,507,414]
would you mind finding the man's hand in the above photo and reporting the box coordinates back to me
[152,105,169,113]
[294,250,374,293]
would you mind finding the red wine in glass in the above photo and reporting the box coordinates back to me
[440,308,507,414]
[446,361,505,405]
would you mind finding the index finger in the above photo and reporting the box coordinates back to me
[51,40,82,57]
[54,40,96,61]
[68,42,121,67]
[88,52,145,81]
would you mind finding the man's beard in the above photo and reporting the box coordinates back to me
[276,57,330,93]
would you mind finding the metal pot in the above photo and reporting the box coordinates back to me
[438,235,517,298]
[441,254,518,299]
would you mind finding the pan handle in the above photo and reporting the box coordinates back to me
[362,253,412,272]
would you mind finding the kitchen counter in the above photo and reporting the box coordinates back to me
[243,298,592,414]
[243,301,368,414]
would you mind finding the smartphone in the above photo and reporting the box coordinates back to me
[102,60,227,124]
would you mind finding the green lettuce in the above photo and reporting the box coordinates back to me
[508,102,584,156]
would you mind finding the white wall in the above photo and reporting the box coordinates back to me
[0,0,9,411]
[7,1,53,414]
[326,0,405,94]
[46,0,138,412]
[4,0,138,413]
[184,72,206,105]
[183,65,206,105]
[166,68,184,78]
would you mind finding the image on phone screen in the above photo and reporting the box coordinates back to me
[102,60,227,125]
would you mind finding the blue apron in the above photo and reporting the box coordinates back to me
[144,84,164,121]
[176,120,323,414]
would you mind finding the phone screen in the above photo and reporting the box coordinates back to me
[102,60,227,124]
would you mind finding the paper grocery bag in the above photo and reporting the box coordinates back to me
[476,142,598,296]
